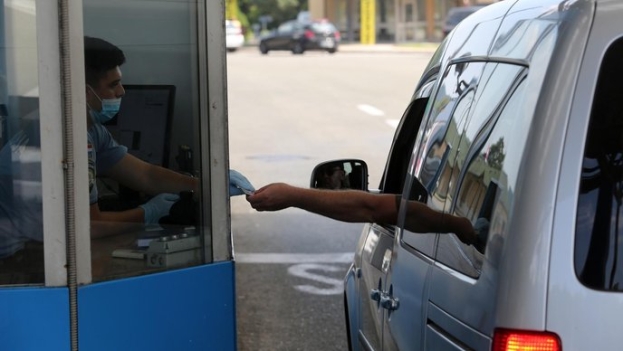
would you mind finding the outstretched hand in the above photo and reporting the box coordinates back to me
[246,183,295,212]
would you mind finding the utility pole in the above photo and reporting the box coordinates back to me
[426,0,435,41]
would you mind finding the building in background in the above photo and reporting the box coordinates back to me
[309,0,496,43]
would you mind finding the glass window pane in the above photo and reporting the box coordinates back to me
[0,0,44,286]
[438,64,527,278]
[403,62,483,254]
[576,38,623,291]
[83,0,209,282]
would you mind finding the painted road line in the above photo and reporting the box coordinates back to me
[235,252,354,264]
[357,104,385,116]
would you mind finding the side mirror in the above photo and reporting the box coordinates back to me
[310,159,368,191]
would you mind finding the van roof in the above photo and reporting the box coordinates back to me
[441,0,594,64]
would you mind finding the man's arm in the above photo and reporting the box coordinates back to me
[104,153,198,195]
[402,201,476,243]
[248,183,476,244]
[248,183,398,224]
[89,202,145,238]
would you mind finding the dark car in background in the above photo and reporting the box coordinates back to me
[442,5,485,37]
[259,19,341,54]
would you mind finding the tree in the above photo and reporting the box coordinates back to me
[238,0,308,31]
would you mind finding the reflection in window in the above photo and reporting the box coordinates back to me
[415,62,483,193]
[0,1,44,285]
[576,39,623,291]
[84,0,208,282]
[438,66,527,278]
[403,62,483,254]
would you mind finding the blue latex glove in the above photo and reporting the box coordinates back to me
[139,193,180,224]
[229,169,255,196]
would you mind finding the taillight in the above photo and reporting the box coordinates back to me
[493,329,561,351]
[304,30,315,39]
[334,31,341,41]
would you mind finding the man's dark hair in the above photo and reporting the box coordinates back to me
[84,36,126,86]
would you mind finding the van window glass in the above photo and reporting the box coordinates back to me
[84,0,209,282]
[436,63,527,278]
[576,38,623,291]
[0,2,45,286]
[402,62,483,254]
[414,62,483,191]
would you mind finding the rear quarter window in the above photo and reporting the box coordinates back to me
[576,37,623,291]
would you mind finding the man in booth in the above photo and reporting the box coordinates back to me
[85,36,194,237]
[0,37,253,283]
[85,36,253,237]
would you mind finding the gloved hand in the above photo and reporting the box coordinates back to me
[229,169,255,196]
[139,193,180,225]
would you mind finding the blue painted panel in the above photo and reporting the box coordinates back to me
[0,287,70,351]
[79,262,236,351]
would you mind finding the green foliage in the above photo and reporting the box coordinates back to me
[238,0,308,30]
[485,138,505,170]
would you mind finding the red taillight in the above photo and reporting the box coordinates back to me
[493,329,561,351]
[304,30,315,39]
[334,31,341,41]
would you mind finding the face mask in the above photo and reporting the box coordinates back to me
[87,85,122,124]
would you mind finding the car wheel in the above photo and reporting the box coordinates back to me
[259,43,268,55]
[291,42,304,55]
[327,47,337,54]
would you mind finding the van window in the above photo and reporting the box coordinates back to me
[576,38,623,291]
[380,78,435,194]
[402,62,483,254]
[414,62,484,193]
[436,63,527,278]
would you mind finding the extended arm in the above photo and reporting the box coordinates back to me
[89,154,197,236]
[248,183,476,244]
[248,183,397,224]
[104,154,198,195]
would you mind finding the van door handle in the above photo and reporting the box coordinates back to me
[380,294,400,311]
[370,289,382,302]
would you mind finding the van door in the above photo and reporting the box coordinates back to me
[354,77,436,351]
[550,11,623,350]
[424,62,527,351]
[382,61,484,351]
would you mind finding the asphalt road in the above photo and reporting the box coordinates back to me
[228,48,433,351]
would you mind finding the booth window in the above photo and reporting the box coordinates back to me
[0,1,45,286]
[84,0,209,282]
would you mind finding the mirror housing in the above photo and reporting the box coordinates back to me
[310,159,368,191]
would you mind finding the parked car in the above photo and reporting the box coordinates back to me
[442,5,485,37]
[226,19,244,52]
[259,19,340,55]
[310,0,623,350]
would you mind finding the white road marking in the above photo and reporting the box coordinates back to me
[235,252,354,264]
[288,264,344,295]
[236,253,354,295]
[357,104,385,116]
[386,119,399,128]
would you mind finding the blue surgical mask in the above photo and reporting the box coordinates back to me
[87,85,122,124]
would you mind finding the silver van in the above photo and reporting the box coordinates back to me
[317,0,623,350]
